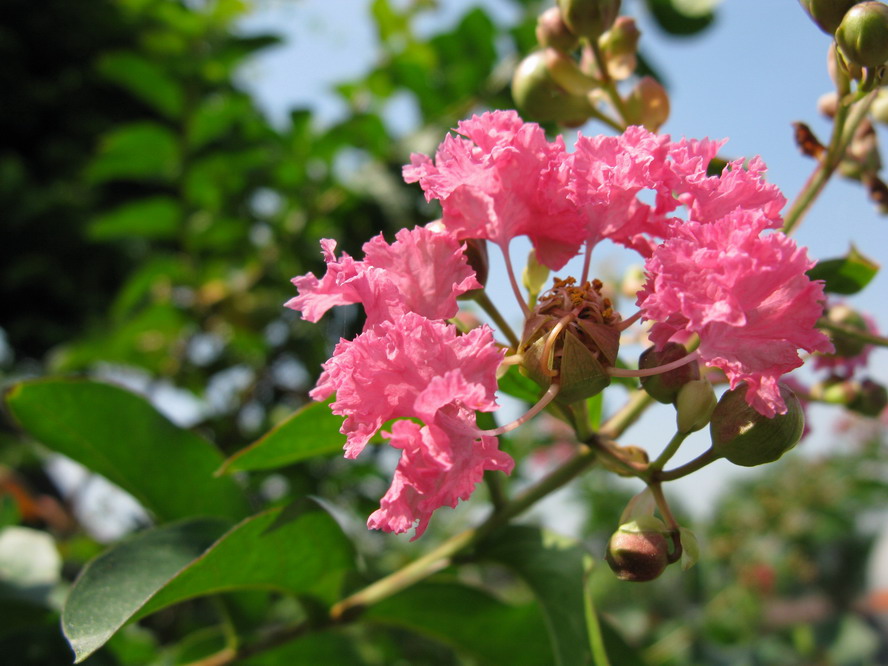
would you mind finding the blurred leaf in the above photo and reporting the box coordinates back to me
[219,399,345,474]
[96,51,184,118]
[497,365,543,405]
[364,581,552,665]
[86,122,180,183]
[807,244,879,294]
[62,518,229,663]
[477,525,591,666]
[63,504,354,662]
[240,630,365,665]
[5,379,249,522]
[88,196,182,241]
[187,93,251,150]
[644,0,717,36]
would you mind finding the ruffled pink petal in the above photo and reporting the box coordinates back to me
[638,210,833,417]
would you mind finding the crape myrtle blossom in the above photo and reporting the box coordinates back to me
[636,210,833,417]
[287,226,512,538]
[290,109,833,538]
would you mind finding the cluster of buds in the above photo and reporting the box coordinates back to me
[513,0,669,130]
[800,1,888,80]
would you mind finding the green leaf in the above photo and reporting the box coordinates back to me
[477,525,591,666]
[86,122,180,183]
[498,364,545,404]
[363,581,551,665]
[187,93,251,150]
[679,526,700,571]
[63,505,355,662]
[807,245,879,295]
[97,51,184,118]
[218,399,345,474]
[62,518,228,663]
[88,196,182,241]
[5,379,249,522]
[644,0,717,36]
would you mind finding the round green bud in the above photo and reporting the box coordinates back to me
[798,0,863,34]
[605,525,669,582]
[710,383,805,467]
[836,2,888,68]
[536,7,580,53]
[639,342,700,404]
[823,304,869,358]
[848,378,888,416]
[675,379,717,434]
[623,76,670,132]
[511,50,594,126]
[557,0,621,40]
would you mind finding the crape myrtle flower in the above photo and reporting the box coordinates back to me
[287,227,512,538]
[637,210,833,417]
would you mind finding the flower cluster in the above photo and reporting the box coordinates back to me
[289,110,833,538]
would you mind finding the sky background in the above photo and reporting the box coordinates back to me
[233,0,888,524]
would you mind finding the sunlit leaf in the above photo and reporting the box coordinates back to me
[644,0,717,36]
[5,379,249,522]
[86,122,180,183]
[97,51,184,118]
[807,244,879,295]
[88,196,182,241]
[219,399,345,474]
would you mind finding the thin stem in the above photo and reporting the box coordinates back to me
[598,388,655,440]
[657,447,720,482]
[782,89,877,235]
[502,245,531,318]
[819,319,888,347]
[580,241,593,286]
[478,383,560,436]
[609,351,700,378]
[586,40,630,124]
[540,313,575,377]
[584,565,612,666]
[474,290,520,349]
[484,469,508,512]
[649,431,689,473]
[617,310,642,331]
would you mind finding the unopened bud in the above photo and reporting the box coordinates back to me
[536,7,579,53]
[512,50,594,126]
[598,16,640,80]
[623,76,670,132]
[848,378,888,416]
[710,383,805,467]
[810,376,858,403]
[675,379,717,434]
[823,304,870,358]
[606,522,670,582]
[639,343,700,404]
[522,249,550,299]
[817,91,840,118]
[798,0,863,34]
[557,0,621,40]
[836,2,888,68]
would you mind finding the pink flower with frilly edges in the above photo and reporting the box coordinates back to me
[286,225,481,328]
[309,313,510,537]
[637,210,833,417]
[403,110,587,270]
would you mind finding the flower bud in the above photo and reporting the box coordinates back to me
[557,0,621,40]
[798,0,862,34]
[536,7,579,53]
[836,2,888,68]
[598,16,640,80]
[522,249,550,299]
[639,342,700,404]
[623,76,670,132]
[823,303,869,358]
[710,383,805,467]
[675,379,717,434]
[512,50,595,126]
[848,378,888,416]
[606,522,670,582]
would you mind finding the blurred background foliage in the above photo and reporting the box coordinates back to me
[1,0,887,663]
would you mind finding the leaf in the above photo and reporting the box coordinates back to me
[88,196,182,241]
[477,525,591,666]
[363,581,551,665]
[187,93,251,150]
[5,379,249,522]
[497,364,544,404]
[62,518,228,663]
[97,51,184,118]
[644,0,717,36]
[86,122,180,183]
[63,505,355,662]
[807,245,879,295]
[218,399,345,474]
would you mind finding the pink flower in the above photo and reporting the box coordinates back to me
[286,225,481,328]
[637,210,833,417]
[309,313,511,537]
[367,417,512,539]
[403,110,586,270]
